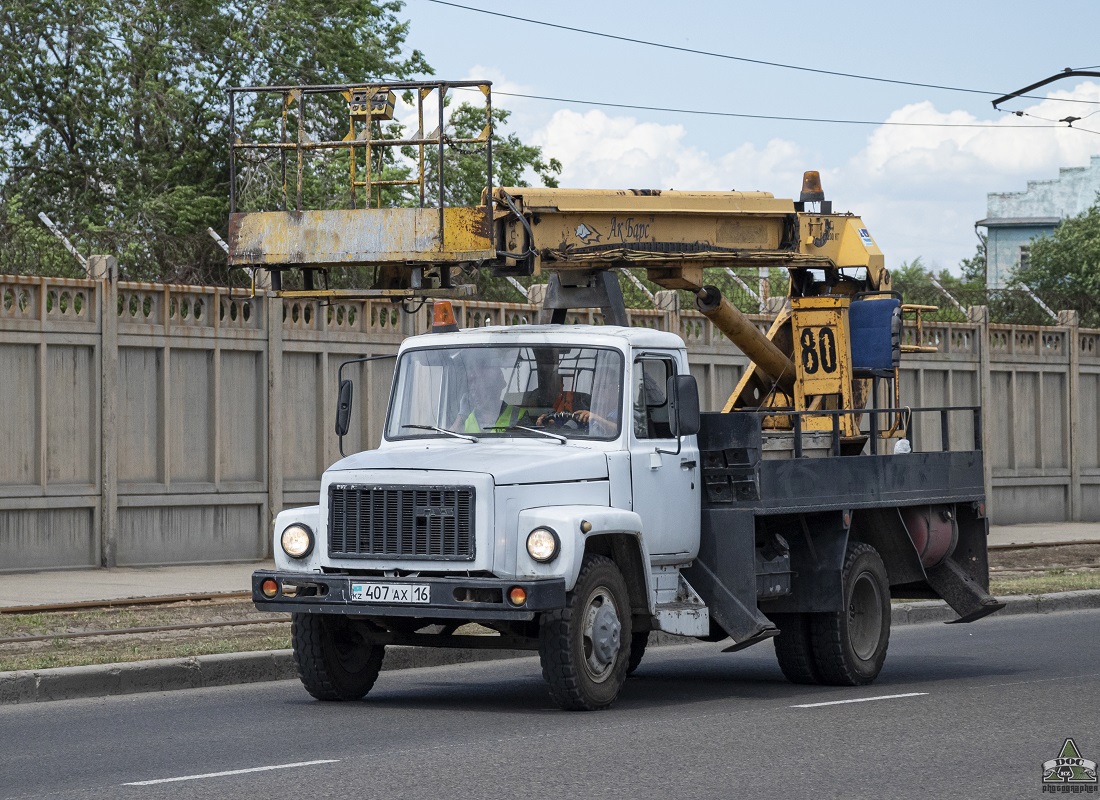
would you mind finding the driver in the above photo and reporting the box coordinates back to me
[535,368,586,428]
[454,360,528,433]
[535,370,616,433]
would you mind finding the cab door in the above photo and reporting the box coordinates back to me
[628,355,700,558]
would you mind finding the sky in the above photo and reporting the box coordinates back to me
[396,0,1100,274]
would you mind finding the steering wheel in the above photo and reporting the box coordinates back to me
[543,410,577,428]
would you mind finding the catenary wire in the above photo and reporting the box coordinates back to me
[423,0,1100,106]
[1001,107,1100,134]
[471,88,1062,129]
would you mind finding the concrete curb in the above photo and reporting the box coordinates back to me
[891,589,1100,625]
[0,645,536,706]
[988,540,1100,550]
[4,589,1100,706]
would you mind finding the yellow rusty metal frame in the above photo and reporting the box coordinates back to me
[227,207,495,268]
[278,286,476,300]
[232,81,492,214]
[228,81,497,298]
[491,187,886,292]
[901,303,940,353]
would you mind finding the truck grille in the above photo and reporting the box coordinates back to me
[328,485,475,561]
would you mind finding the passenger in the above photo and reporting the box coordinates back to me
[455,360,527,433]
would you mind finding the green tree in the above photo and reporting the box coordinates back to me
[1015,201,1100,326]
[404,102,561,208]
[888,253,990,323]
[890,257,936,307]
[0,2,559,288]
[1,0,431,281]
[958,235,987,285]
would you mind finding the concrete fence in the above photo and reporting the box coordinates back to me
[1,263,1097,571]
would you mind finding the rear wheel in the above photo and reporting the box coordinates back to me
[539,554,632,710]
[292,614,385,701]
[809,542,891,685]
[771,612,820,685]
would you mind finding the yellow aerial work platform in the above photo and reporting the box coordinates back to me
[223,80,887,299]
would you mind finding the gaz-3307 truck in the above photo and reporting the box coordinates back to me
[234,80,1004,710]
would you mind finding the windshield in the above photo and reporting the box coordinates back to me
[386,345,625,441]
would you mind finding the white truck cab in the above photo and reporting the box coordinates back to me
[256,324,706,710]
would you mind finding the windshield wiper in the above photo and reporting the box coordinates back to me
[401,424,478,443]
[494,424,568,445]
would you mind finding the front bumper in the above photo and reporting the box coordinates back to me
[252,570,566,621]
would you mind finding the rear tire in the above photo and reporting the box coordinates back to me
[539,554,632,710]
[292,614,385,701]
[808,542,891,685]
[771,612,821,685]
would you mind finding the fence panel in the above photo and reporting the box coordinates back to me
[0,276,102,569]
[1,274,1097,571]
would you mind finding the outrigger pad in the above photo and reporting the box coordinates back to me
[721,627,780,653]
[924,556,1006,624]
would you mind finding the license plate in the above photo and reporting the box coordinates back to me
[350,582,431,604]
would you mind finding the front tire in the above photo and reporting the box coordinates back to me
[808,542,891,685]
[539,554,633,710]
[291,614,385,701]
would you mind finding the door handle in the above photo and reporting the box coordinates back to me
[680,460,696,470]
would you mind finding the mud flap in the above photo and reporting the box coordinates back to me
[924,556,1006,623]
[721,628,780,653]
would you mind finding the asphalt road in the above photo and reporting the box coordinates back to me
[3,609,1098,800]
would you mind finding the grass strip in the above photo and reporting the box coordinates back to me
[2,571,1098,673]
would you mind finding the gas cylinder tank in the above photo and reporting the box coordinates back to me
[901,505,959,568]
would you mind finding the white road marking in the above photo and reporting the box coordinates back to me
[123,759,340,786]
[991,671,1100,688]
[791,692,928,708]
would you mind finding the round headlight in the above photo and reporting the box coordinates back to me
[526,527,560,563]
[280,523,315,559]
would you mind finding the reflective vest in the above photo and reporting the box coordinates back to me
[463,404,524,433]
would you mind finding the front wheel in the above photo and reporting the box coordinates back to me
[292,614,385,701]
[539,554,633,710]
[808,542,891,685]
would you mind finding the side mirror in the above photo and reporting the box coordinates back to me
[667,374,701,437]
[335,379,353,437]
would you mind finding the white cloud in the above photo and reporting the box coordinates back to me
[857,86,1100,183]
[531,108,808,191]
[521,83,1100,273]
[838,82,1100,270]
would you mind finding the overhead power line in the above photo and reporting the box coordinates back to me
[424,0,1100,106]
[999,108,1100,136]
[451,85,1058,129]
[489,89,1060,129]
